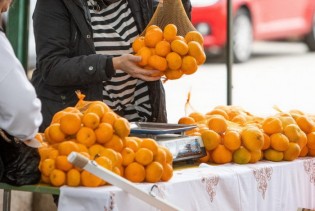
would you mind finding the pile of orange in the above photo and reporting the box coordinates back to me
[132,24,206,80]
[177,105,315,165]
[37,100,174,187]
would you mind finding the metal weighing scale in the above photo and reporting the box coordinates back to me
[130,122,207,163]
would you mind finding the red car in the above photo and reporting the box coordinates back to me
[191,0,315,63]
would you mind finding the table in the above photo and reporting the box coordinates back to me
[58,157,315,211]
[1,157,315,211]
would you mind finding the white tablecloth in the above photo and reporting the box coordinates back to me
[58,157,315,211]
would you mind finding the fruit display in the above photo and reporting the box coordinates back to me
[132,24,206,80]
[178,105,315,164]
[36,92,174,187]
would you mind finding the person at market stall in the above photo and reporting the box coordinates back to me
[31,0,192,133]
[0,0,42,146]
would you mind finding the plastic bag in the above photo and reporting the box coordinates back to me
[0,129,41,186]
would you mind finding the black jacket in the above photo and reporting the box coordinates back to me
[31,0,192,132]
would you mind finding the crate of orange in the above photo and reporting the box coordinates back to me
[37,91,174,187]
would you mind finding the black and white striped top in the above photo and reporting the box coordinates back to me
[87,0,152,122]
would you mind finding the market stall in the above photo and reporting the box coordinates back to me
[1,157,314,211]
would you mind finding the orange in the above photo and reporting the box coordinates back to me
[189,112,206,122]
[206,108,229,120]
[40,158,55,177]
[154,147,167,164]
[201,129,221,151]
[76,126,96,147]
[160,146,173,164]
[144,27,163,48]
[166,52,182,70]
[198,150,210,163]
[164,69,183,80]
[88,144,105,159]
[264,149,283,162]
[185,30,204,45]
[132,36,145,53]
[181,55,198,75]
[187,41,206,65]
[155,40,171,57]
[121,147,135,166]
[148,55,168,71]
[249,150,262,163]
[55,155,73,172]
[39,146,57,161]
[44,126,53,144]
[163,24,177,42]
[124,162,146,183]
[136,47,152,66]
[211,144,232,164]
[60,113,81,135]
[171,39,189,56]
[231,114,247,125]
[233,146,251,164]
[296,115,315,134]
[262,133,271,150]
[278,115,296,128]
[270,133,290,151]
[297,131,308,149]
[241,126,264,151]
[308,148,315,156]
[95,156,113,185]
[104,134,124,152]
[262,116,283,135]
[115,151,123,167]
[283,142,301,161]
[77,143,89,153]
[82,112,100,129]
[145,161,163,183]
[51,110,67,124]
[99,148,119,166]
[299,146,309,157]
[95,122,114,144]
[81,170,102,187]
[307,132,315,149]
[135,148,153,166]
[283,124,302,142]
[207,115,228,134]
[41,174,50,184]
[223,130,241,151]
[66,168,81,187]
[50,169,66,187]
[86,102,107,118]
[140,138,159,156]
[174,35,185,41]
[178,116,195,125]
[58,140,80,156]
[48,123,66,143]
[145,25,159,33]
[113,117,130,138]
[161,163,173,182]
[101,111,118,126]
[124,137,140,152]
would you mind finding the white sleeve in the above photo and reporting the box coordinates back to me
[0,33,43,141]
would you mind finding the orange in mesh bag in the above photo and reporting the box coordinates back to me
[132,0,206,82]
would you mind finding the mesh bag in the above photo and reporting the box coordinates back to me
[141,0,196,36]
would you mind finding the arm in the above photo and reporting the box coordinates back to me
[33,0,160,87]
[0,35,42,141]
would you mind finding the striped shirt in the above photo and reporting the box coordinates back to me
[88,0,152,122]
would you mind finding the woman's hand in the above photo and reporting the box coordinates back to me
[112,54,162,81]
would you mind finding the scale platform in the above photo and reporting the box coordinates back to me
[130,122,207,163]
